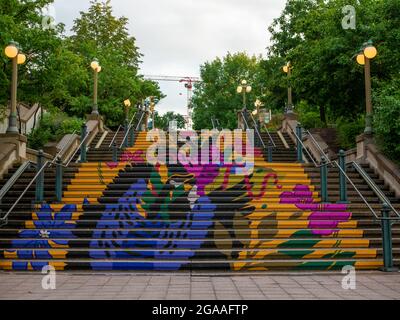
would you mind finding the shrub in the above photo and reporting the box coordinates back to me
[299,111,325,129]
[264,112,284,132]
[28,112,84,150]
[373,95,400,163]
[335,116,365,150]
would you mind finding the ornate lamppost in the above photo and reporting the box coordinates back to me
[4,42,26,133]
[356,41,378,136]
[90,59,102,115]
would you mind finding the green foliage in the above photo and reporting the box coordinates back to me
[335,116,365,150]
[373,78,400,162]
[154,111,186,130]
[264,113,284,132]
[267,0,400,125]
[299,112,324,130]
[1,0,163,131]
[192,52,263,130]
[28,112,84,149]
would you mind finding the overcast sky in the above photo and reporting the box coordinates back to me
[52,0,286,115]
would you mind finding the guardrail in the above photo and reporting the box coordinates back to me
[0,123,94,225]
[240,111,266,149]
[0,161,33,207]
[108,125,122,148]
[119,112,137,149]
[287,122,400,271]
[65,130,91,166]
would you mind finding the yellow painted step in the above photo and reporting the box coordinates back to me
[42,203,334,211]
[69,179,114,185]
[66,184,316,191]
[247,220,358,229]
[250,239,371,249]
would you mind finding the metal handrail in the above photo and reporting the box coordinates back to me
[287,122,400,221]
[47,130,78,168]
[0,159,52,223]
[352,162,400,218]
[0,161,33,205]
[332,160,381,220]
[261,123,277,149]
[290,126,320,167]
[65,131,91,166]
[119,112,137,149]
[216,119,221,130]
[56,130,77,159]
[304,129,330,161]
[135,110,145,132]
[248,113,266,149]
[211,118,216,130]
[0,126,96,224]
[108,125,122,148]
[240,111,266,149]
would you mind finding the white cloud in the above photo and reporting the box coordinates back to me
[53,0,286,115]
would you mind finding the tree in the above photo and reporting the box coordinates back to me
[373,76,400,163]
[266,0,400,124]
[0,0,64,110]
[154,111,185,130]
[0,0,163,130]
[192,52,263,130]
[68,0,162,127]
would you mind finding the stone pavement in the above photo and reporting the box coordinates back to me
[0,271,400,300]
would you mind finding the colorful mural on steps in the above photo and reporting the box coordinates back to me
[0,132,382,271]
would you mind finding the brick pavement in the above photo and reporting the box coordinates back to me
[0,271,399,300]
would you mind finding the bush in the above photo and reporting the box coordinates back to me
[299,111,325,129]
[373,95,400,163]
[335,116,365,150]
[264,112,284,132]
[28,112,84,150]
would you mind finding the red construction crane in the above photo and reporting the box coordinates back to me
[142,75,202,129]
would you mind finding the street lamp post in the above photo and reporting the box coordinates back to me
[123,99,131,122]
[254,99,264,129]
[90,59,102,116]
[150,97,156,130]
[282,62,293,114]
[356,41,378,136]
[4,42,26,134]
[237,80,252,110]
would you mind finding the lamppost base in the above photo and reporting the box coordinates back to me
[5,127,19,134]
[364,115,373,136]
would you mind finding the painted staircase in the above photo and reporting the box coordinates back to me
[0,130,398,271]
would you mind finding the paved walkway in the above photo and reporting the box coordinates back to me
[0,271,400,300]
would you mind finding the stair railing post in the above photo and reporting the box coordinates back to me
[112,142,118,162]
[35,149,44,203]
[296,124,304,163]
[320,156,329,203]
[129,125,134,147]
[267,140,273,163]
[380,203,398,272]
[55,156,63,202]
[124,119,129,148]
[338,150,349,204]
[80,123,87,163]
